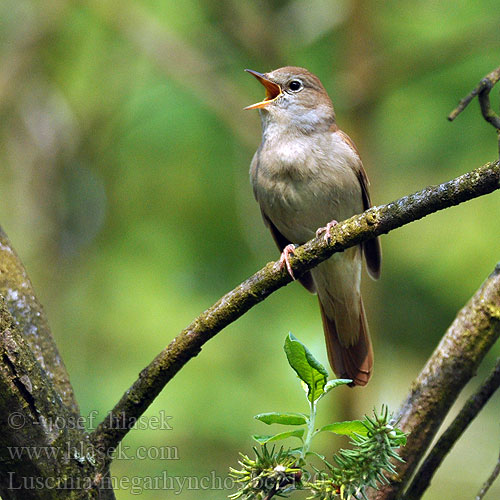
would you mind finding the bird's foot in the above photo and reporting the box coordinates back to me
[316,220,338,243]
[276,244,297,280]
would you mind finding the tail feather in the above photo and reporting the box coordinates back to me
[318,298,373,386]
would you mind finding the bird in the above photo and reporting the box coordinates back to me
[245,66,381,386]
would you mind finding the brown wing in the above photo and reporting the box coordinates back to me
[337,130,381,280]
[261,211,316,293]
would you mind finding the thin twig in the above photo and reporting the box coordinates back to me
[448,66,500,157]
[90,161,500,457]
[448,66,500,121]
[476,450,500,500]
[405,358,500,500]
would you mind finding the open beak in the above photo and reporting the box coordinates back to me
[244,69,282,110]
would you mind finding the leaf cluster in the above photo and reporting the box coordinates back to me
[230,334,406,500]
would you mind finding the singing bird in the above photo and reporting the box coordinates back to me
[245,66,381,386]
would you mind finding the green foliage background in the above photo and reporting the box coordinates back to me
[1,1,499,498]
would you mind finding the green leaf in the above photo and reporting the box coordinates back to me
[254,412,308,426]
[318,420,369,437]
[252,429,305,445]
[323,379,352,393]
[284,333,328,402]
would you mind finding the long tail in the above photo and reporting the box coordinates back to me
[318,297,373,386]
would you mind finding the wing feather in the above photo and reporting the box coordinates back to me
[336,130,382,280]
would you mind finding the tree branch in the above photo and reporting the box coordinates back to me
[370,263,500,500]
[405,357,500,500]
[0,227,78,415]
[0,230,117,498]
[0,298,113,499]
[90,160,500,455]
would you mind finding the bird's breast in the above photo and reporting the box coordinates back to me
[251,131,363,243]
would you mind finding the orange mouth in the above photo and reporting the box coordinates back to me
[244,69,282,110]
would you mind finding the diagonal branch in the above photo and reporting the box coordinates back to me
[90,160,500,455]
[405,358,500,500]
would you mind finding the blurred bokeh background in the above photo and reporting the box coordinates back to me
[1,0,499,498]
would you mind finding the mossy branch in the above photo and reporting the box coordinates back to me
[0,231,114,498]
[90,160,500,456]
[0,299,114,499]
[404,357,500,500]
[0,228,78,415]
[370,265,500,500]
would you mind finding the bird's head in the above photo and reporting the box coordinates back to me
[244,66,335,132]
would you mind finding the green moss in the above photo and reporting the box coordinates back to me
[485,304,500,320]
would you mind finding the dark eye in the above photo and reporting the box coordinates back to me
[288,80,303,92]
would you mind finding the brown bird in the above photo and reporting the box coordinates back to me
[245,66,381,386]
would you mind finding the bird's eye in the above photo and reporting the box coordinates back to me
[288,80,303,92]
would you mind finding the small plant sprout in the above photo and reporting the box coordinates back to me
[229,334,406,500]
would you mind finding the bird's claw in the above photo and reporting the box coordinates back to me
[316,220,338,243]
[277,244,296,280]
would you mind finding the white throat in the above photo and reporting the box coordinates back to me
[259,101,334,136]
